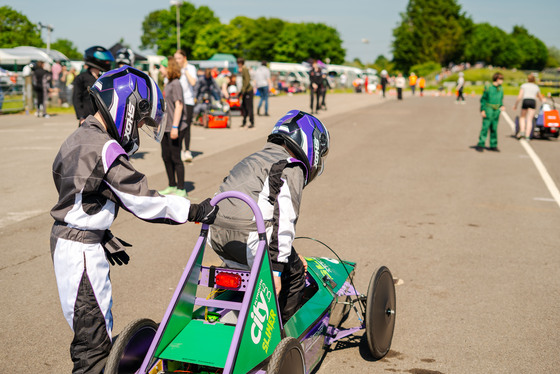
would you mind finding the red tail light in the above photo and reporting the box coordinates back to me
[215,272,242,289]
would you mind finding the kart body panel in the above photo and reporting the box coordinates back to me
[132,191,372,374]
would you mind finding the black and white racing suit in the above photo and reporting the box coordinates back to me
[209,142,306,322]
[50,116,191,373]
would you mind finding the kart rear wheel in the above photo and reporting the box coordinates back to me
[267,337,305,374]
[365,266,396,359]
[104,318,158,374]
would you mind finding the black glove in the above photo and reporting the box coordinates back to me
[188,198,219,224]
[102,231,131,266]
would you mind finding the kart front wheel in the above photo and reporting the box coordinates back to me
[365,266,396,359]
[267,337,305,374]
[104,318,158,374]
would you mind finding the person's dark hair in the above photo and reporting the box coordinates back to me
[527,73,536,83]
[204,68,212,79]
[237,57,245,66]
[167,57,181,81]
[492,72,504,82]
[175,49,187,58]
[261,60,267,66]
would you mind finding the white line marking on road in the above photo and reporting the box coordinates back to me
[502,112,560,209]
[0,210,44,228]
[533,197,556,202]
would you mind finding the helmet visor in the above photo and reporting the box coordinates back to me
[138,112,165,143]
[93,50,115,63]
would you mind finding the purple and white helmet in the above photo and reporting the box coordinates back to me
[89,66,165,155]
[268,110,330,186]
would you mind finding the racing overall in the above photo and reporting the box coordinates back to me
[209,143,306,323]
[51,116,192,373]
[478,83,504,148]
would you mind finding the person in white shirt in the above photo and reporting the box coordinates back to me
[456,72,465,103]
[174,50,198,162]
[254,60,272,116]
[513,73,544,139]
[395,72,405,100]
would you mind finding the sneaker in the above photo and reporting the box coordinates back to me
[488,147,500,152]
[174,189,188,198]
[181,150,193,162]
[248,123,255,128]
[475,146,484,152]
[158,186,177,195]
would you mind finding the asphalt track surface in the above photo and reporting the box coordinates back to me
[1,90,559,373]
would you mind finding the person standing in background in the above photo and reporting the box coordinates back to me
[32,61,49,117]
[309,60,322,113]
[255,60,272,116]
[476,72,505,152]
[395,72,405,101]
[174,49,197,162]
[51,60,62,102]
[408,72,417,95]
[66,67,76,105]
[456,72,465,104]
[513,73,544,140]
[73,46,114,125]
[418,76,426,97]
[320,72,331,110]
[59,65,69,107]
[158,57,189,198]
[237,57,254,128]
[380,70,389,98]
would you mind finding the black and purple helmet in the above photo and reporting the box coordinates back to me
[89,66,165,155]
[268,110,330,186]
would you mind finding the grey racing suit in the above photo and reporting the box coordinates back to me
[50,115,191,373]
[209,142,306,322]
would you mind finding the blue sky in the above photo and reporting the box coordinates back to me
[3,0,559,62]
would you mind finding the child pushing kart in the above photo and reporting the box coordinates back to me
[50,66,218,373]
[209,110,330,323]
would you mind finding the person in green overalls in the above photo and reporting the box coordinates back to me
[476,72,505,152]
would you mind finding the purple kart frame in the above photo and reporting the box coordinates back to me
[108,190,396,374]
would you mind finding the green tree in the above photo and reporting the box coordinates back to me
[510,26,548,70]
[392,0,472,71]
[546,46,560,68]
[51,38,82,60]
[273,22,345,64]
[140,2,219,56]
[372,54,395,73]
[192,23,241,60]
[463,23,521,68]
[0,6,44,48]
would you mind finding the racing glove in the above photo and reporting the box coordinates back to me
[188,198,219,224]
[102,230,131,266]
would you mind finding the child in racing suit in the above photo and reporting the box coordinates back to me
[50,66,218,374]
[209,110,330,323]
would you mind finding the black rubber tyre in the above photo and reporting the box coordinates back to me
[365,266,396,359]
[267,337,305,374]
[104,318,158,374]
